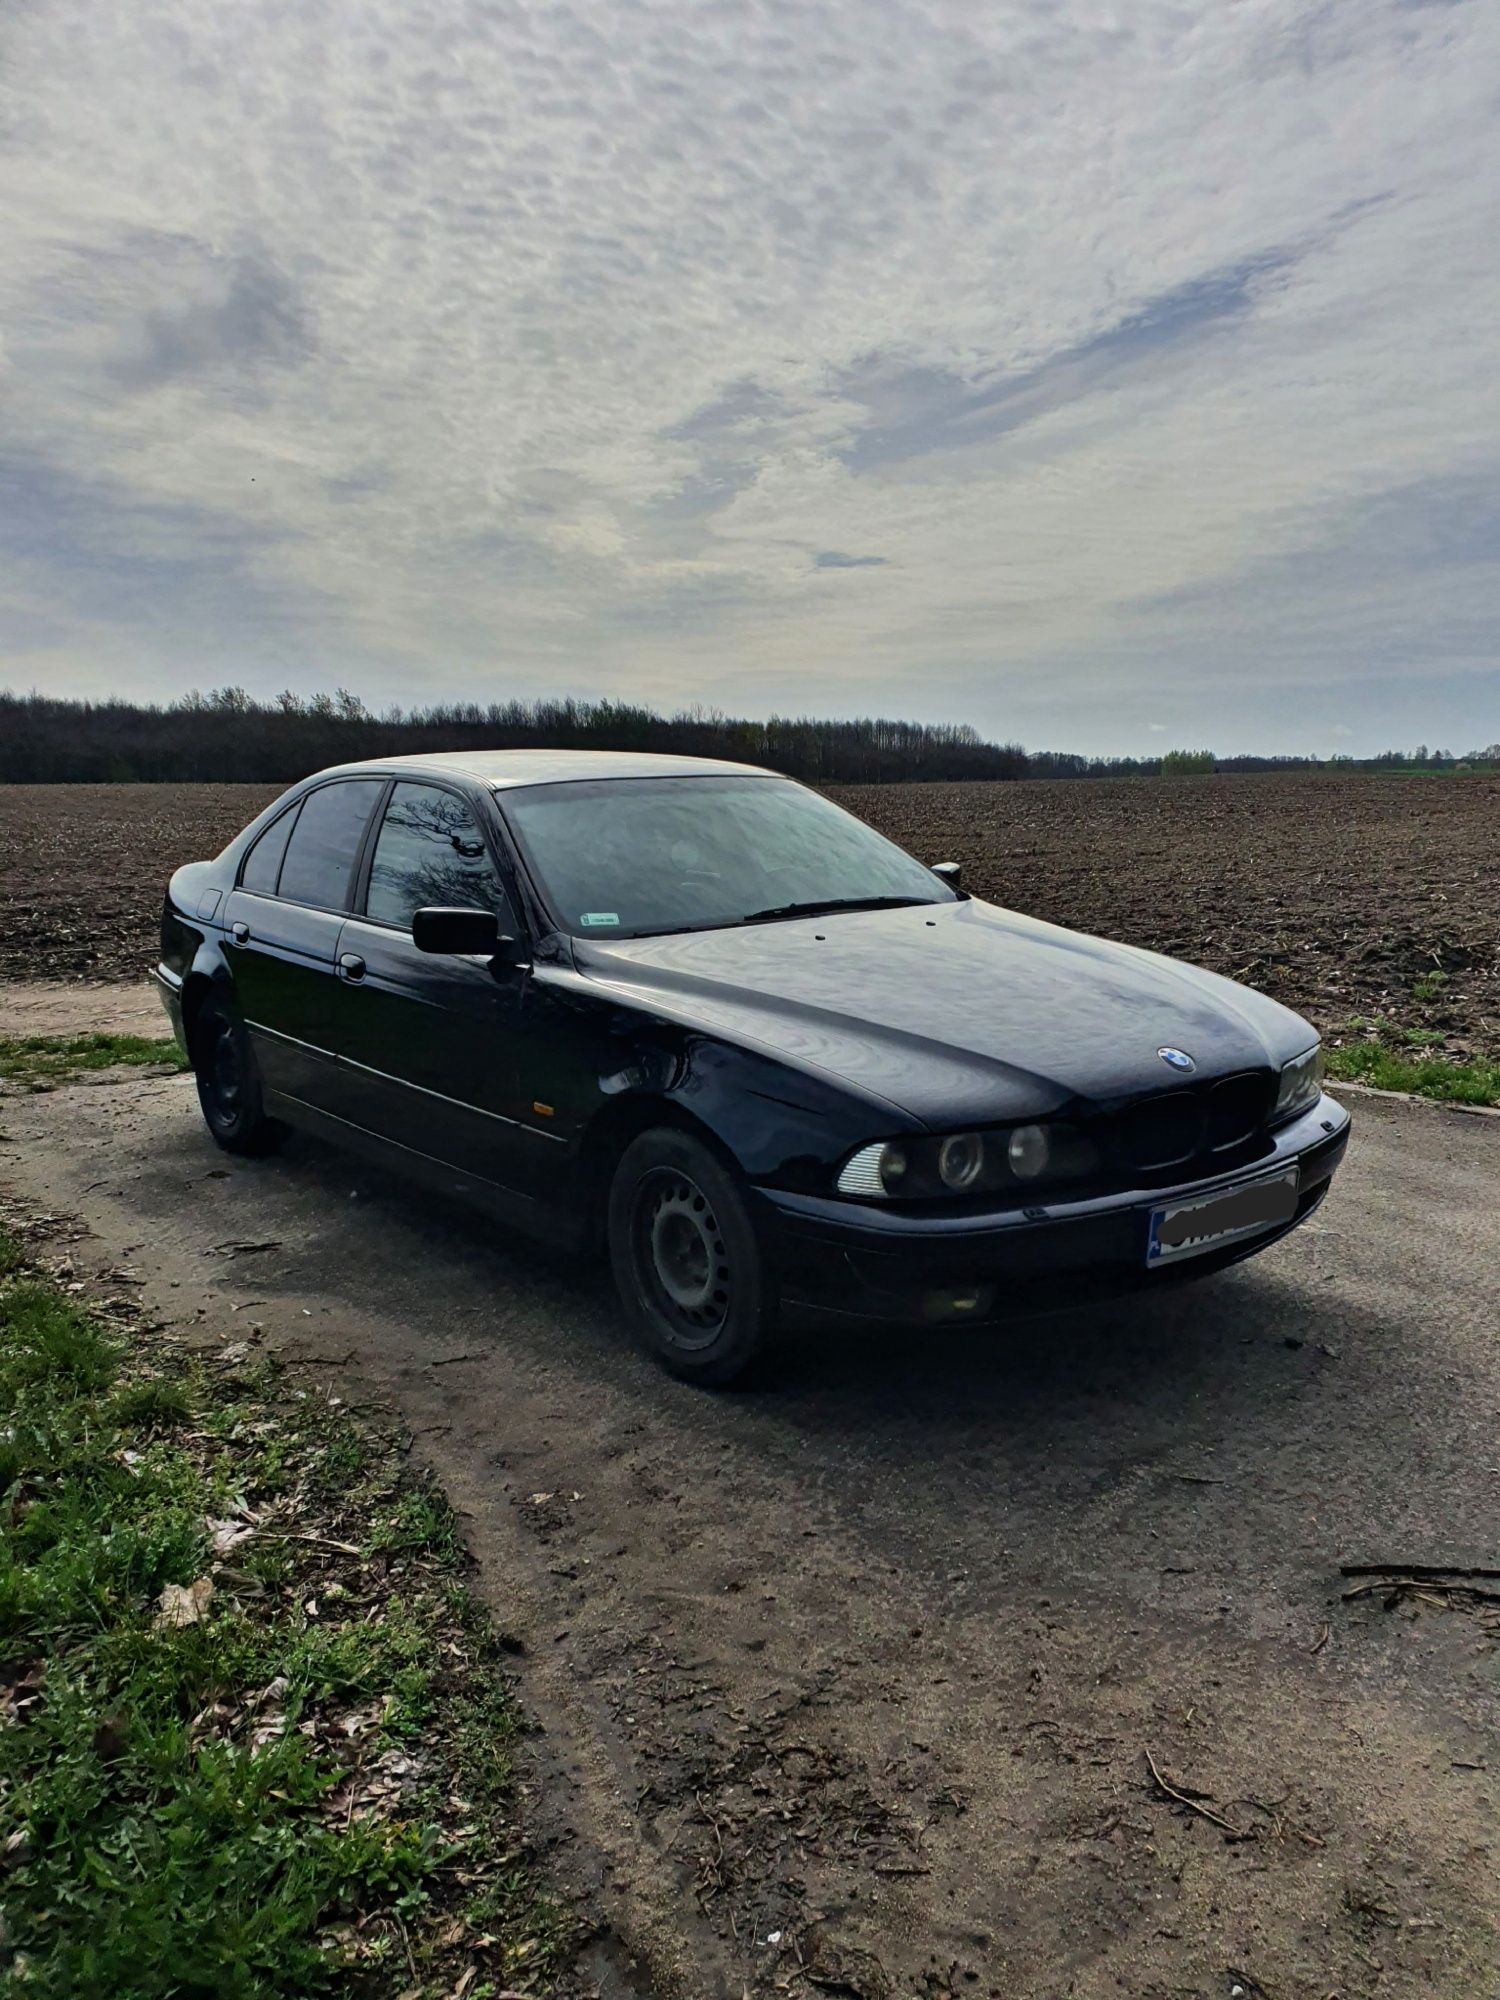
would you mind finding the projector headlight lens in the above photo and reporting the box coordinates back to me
[1007,1124,1052,1180]
[937,1132,985,1189]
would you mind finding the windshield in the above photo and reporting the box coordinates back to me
[501,774,955,939]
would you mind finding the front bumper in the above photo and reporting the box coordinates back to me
[758,1095,1350,1325]
[153,965,186,1050]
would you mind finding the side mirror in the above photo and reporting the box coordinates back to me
[931,861,962,890]
[411,906,503,956]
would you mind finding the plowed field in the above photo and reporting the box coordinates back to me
[2,773,1496,1055]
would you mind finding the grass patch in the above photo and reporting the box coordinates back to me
[0,1032,187,1085]
[1326,1034,1500,1107]
[0,1223,573,1996]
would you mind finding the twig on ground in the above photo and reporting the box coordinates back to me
[1341,1562,1500,1580]
[1226,1966,1274,1999]
[396,1913,416,1978]
[262,1531,365,1556]
[1144,1747,1245,1837]
[1343,1577,1500,1607]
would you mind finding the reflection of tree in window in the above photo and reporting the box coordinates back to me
[366,784,511,930]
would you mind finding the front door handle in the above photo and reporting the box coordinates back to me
[231,921,250,944]
[338,953,366,982]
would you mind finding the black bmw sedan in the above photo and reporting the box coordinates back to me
[157,750,1349,1384]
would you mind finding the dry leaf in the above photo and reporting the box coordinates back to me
[209,1517,256,1555]
[156,1577,214,1628]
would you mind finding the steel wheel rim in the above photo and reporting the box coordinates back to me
[206,1018,245,1126]
[632,1168,732,1351]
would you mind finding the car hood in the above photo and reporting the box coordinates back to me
[573,899,1317,1127]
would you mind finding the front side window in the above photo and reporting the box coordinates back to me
[276,779,385,910]
[502,774,953,938]
[365,782,514,931]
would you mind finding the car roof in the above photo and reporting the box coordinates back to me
[315,748,774,790]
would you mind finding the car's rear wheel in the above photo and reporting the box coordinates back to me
[607,1128,774,1386]
[192,997,284,1156]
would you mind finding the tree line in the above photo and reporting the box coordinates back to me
[1,688,1495,785]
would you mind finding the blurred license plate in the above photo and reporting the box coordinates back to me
[1147,1167,1299,1266]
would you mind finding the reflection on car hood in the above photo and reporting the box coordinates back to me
[574,898,1315,1126]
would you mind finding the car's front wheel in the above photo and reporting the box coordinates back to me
[607,1128,775,1386]
[191,997,284,1156]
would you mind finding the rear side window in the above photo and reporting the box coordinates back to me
[365,782,516,931]
[276,780,385,910]
[239,804,299,895]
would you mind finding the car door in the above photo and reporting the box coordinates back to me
[330,779,554,1192]
[221,777,386,1112]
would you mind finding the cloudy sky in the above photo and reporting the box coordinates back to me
[4,0,1499,755]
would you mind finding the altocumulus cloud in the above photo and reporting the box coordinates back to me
[2,0,1498,752]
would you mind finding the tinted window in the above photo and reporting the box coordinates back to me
[239,803,300,895]
[276,780,384,910]
[503,775,952,938]
[365,782,514,930]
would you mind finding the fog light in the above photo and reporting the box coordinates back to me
[1007,1124,1051,1179]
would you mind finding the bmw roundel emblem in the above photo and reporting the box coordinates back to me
[1157,1046,1196,1073]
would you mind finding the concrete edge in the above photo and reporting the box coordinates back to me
[1326,1078,1500,1118]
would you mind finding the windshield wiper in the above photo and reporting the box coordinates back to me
[737,895,934,926]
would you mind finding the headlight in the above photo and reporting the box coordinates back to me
[1274,1043,1323,1121]
[938,1132,985,1189]
[1007,1124,1051,1179]
[836,1122,1094,1199]
[835,1141,910,1197]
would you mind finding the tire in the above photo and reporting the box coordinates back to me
[607,1128,775,1387]
[191,997,284,1156]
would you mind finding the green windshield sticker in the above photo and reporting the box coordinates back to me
[581,912,620,927]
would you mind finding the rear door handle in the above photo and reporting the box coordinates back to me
[231,921,250,944]
[338,953,366,982]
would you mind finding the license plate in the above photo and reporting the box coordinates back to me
[1146,1167,1299,1266]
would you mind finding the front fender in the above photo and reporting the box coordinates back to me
[597,1023,913,1196]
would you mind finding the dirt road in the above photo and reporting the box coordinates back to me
[2,1064,1496,1997]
